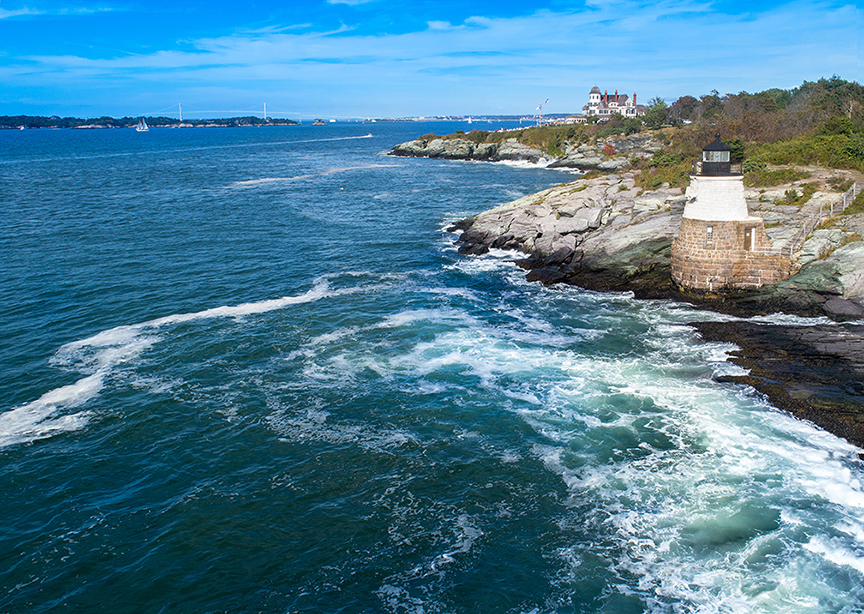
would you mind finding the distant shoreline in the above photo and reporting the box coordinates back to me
[0,115,300,130]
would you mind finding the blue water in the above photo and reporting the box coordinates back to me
[1,123,863,614]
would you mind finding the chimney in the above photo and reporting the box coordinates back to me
[604,90,608,104]
[633,92,637,105]
[615,90,618,103]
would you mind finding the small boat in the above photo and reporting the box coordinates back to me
[135,117,149,132]
[312,119,326,126]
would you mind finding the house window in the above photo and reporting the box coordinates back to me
[706,226,713,244]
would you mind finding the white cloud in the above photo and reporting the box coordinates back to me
[2,0,858,116]
[0,6,42,18]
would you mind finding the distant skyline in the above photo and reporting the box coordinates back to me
[0,0,860,119]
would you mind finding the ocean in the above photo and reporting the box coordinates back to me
[1,122,862,613]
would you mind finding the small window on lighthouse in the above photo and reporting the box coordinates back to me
[703,151,730,162]
[706,226,714,244]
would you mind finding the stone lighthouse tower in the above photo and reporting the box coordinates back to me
[671,135,790,292]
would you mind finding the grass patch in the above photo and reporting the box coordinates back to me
[826,176,854,192]
[817,232,864,261]
[580,169,605,181]
[632,150,692,191]
[748,133,864,172]
[842,190,864,215]
[743,167,812,187]
[775,182,817,207]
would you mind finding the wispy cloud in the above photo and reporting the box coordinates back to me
[0,6,42,19]
[1,0,858,117]
[0,4,114,19]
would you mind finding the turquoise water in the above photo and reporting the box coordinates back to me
[1,123,863,613]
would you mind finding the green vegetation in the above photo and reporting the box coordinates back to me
[747,133,864,170]
[775,182,818,207]
[662,76,864,172]
[632,150,692,191]
[827,176,855,192]
[418,76,864,186]
[843,190,864,215]
[743,168,812,187]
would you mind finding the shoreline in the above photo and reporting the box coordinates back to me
[435,157,864,450]
[692,320,864,452]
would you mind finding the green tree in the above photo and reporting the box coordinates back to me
[643,97,669,129]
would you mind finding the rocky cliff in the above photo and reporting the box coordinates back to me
[450,168,864,321]
[390,133,665,171]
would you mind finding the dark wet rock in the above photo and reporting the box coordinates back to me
[823,298,864,320]
[692,321,864,449]
[525,267,570,285]
[449,171,864,322]
[447,169,864,444]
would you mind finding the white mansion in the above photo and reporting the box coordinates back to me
[582,86,646,118]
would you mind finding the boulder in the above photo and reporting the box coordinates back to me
[823,298,864,320]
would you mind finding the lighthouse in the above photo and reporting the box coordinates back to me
[671,135,790,292]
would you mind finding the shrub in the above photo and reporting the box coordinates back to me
[826,176,854,192]
[776,182,817,207]
[743,167,811,187]
[742,157,767,173]
[843,190,864,215]
[749,133,864,171]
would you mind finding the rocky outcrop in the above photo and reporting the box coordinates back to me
[548,135,664,171]
[390,137,547,163]
[452,172,688,293]
[693,320,864,450]
[390,133,665,170]
[451,170,864,320]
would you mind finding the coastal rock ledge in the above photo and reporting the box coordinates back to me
[390,133,665,171]
[449,170,864,321]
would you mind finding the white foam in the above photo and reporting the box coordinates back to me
[746,313,837,326]
[377,308,473,329]
[266,405,418,453]
[0,374,101,448]
[430,514,482,571]
[804,537,864,574]
[1,277,364,449]
[227,163,396,188]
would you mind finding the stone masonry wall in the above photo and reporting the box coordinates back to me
[672,218,791,292]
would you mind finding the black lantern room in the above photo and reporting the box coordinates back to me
[701,134,732,176]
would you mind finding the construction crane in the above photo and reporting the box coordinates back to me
[536,99,549,126]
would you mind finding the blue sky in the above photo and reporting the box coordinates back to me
[0,0,859,118]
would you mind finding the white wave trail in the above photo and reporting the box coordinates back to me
[227,163,395,188]
[0,133,376,167]
[0,374,101,449]
[1,279,339,450]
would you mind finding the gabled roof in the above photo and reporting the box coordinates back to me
[703,134,732,151]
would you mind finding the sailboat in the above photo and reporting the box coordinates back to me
[135,117,149,132]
